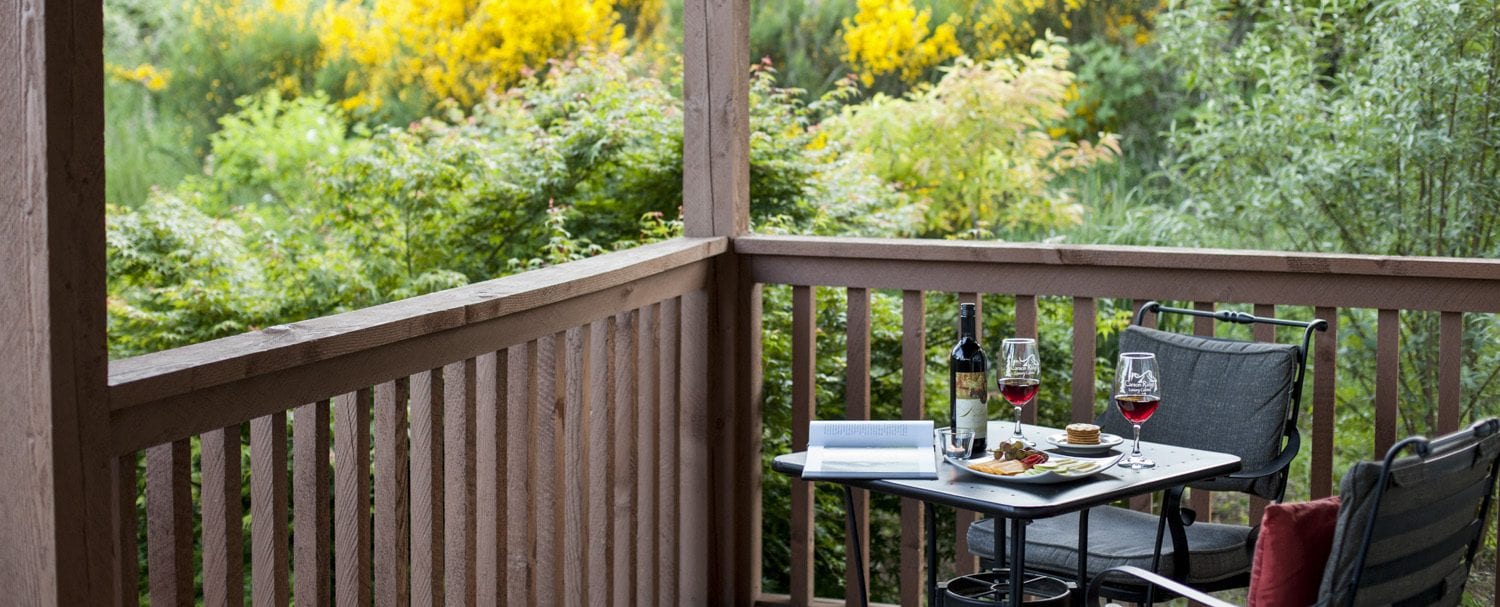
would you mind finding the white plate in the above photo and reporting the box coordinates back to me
[945,452,1124,484]
[1044,433,1125,454]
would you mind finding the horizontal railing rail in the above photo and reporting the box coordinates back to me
[737,234,1500,607]
[106,235,726,606]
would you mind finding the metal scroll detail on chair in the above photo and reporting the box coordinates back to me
[968,302,1327,602]
[1088,418,1500,607]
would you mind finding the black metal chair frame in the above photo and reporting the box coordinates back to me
[1096,301,1328,603]
[1086,418,1500,607]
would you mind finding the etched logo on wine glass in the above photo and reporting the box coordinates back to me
[1123,369,1157,393]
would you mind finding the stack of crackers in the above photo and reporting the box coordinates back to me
[1065,423,1101,445]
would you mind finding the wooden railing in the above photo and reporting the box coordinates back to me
[94,232,1500,606]
[105,236,725,606]
[737,234,1500,607]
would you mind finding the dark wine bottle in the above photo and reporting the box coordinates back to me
[950,303,988,454]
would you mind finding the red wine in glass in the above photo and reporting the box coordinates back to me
[1000,378,1040,406]
[1114,394,1160,424]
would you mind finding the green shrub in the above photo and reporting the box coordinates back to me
[828,37,1120,239]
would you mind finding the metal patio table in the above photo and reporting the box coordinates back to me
[771,422,1241,607]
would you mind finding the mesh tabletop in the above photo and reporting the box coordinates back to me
[772,422,1241,520]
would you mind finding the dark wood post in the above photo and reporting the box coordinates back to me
[0,0,116,603]
[684,0,757,603]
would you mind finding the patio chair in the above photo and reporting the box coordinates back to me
[966,301,1326,602]
[1087,418,1500,607]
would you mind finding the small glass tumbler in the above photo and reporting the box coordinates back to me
[937,427,976,462]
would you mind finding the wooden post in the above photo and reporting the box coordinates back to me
[684,0,755,603]
[0,0,114,602]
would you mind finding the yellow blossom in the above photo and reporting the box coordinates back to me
[842,0,963,86]
[317,0,627,109]
[108,63,172,91]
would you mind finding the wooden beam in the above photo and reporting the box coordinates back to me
[683,0,750,238]
[1,0,112,600]
[686,0,755,600]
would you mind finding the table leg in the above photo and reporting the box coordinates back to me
[927,503,938,607]
[1009,518,1027,607]
[1076,509,1089,607]
[842,486,869,607]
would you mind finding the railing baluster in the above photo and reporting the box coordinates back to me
[612,314,637,607]
[1439,312,1463,434]
[533,334,560,604]
[443,359,477,606]
[253,412,290,607]
[1190,302,1215,522]
[506,344,534,606]
[146,439,192,606]
[1312,308,1338,499]
[476,354,504,606]
[658,298,682,606]
[954,293,982,575]
[112,453,140,607]
[845,287,873,603]
[586,319,615,606]
[409,370,444,607]
[1249,304,1276,525]
[790,286,817,607]
[293,401,330,607]
[376,379,412,607]
[202,424,244,607]
[563,327,587,607]
[1376,309,1400,456]
[336,388,374,607]
[679,291,712,606]
[1071,297,1097,424]
[900,289,926,607]
[636,308,660,607]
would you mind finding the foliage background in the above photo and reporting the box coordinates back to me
[104,0,1500,602]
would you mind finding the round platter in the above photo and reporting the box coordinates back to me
[1044,433,1125,454]
[945,452,1124,484]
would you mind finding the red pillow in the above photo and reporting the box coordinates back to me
[1247,496,1341,607]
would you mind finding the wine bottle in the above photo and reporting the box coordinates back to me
[950,303,988,453]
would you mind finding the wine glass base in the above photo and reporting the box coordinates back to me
[997,435,1035,449]
[1121,455,1156,470]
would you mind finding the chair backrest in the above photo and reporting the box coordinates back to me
[1316,419,1500,607]
[1095,303,1323,500]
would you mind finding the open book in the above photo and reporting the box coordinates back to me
[802,420,938,480]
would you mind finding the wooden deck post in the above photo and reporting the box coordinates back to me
[1,0,115,603]
[685,0,756,603]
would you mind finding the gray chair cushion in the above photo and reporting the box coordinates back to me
[1098,326,1299,497]
[967,507,1253,586]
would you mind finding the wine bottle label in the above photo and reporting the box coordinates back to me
[954,371,988,439]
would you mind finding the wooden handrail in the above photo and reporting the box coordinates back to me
[735,235,1500,280]
[106,236,725,455]
[737,235,1500,312]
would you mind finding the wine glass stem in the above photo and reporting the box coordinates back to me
[1013,405,1023,436]
[1132,423,1142,456]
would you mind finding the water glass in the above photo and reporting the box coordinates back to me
[937,427,976,461]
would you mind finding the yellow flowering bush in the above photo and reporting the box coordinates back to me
[842,0,962,86]
[317,0,627,112]
[108,63,171,91]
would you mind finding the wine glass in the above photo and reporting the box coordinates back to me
[1114,352,1161,469]
[998,338,1040,448]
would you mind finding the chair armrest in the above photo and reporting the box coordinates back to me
[1226,426,1300,481]
[1087,566,1237,607]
